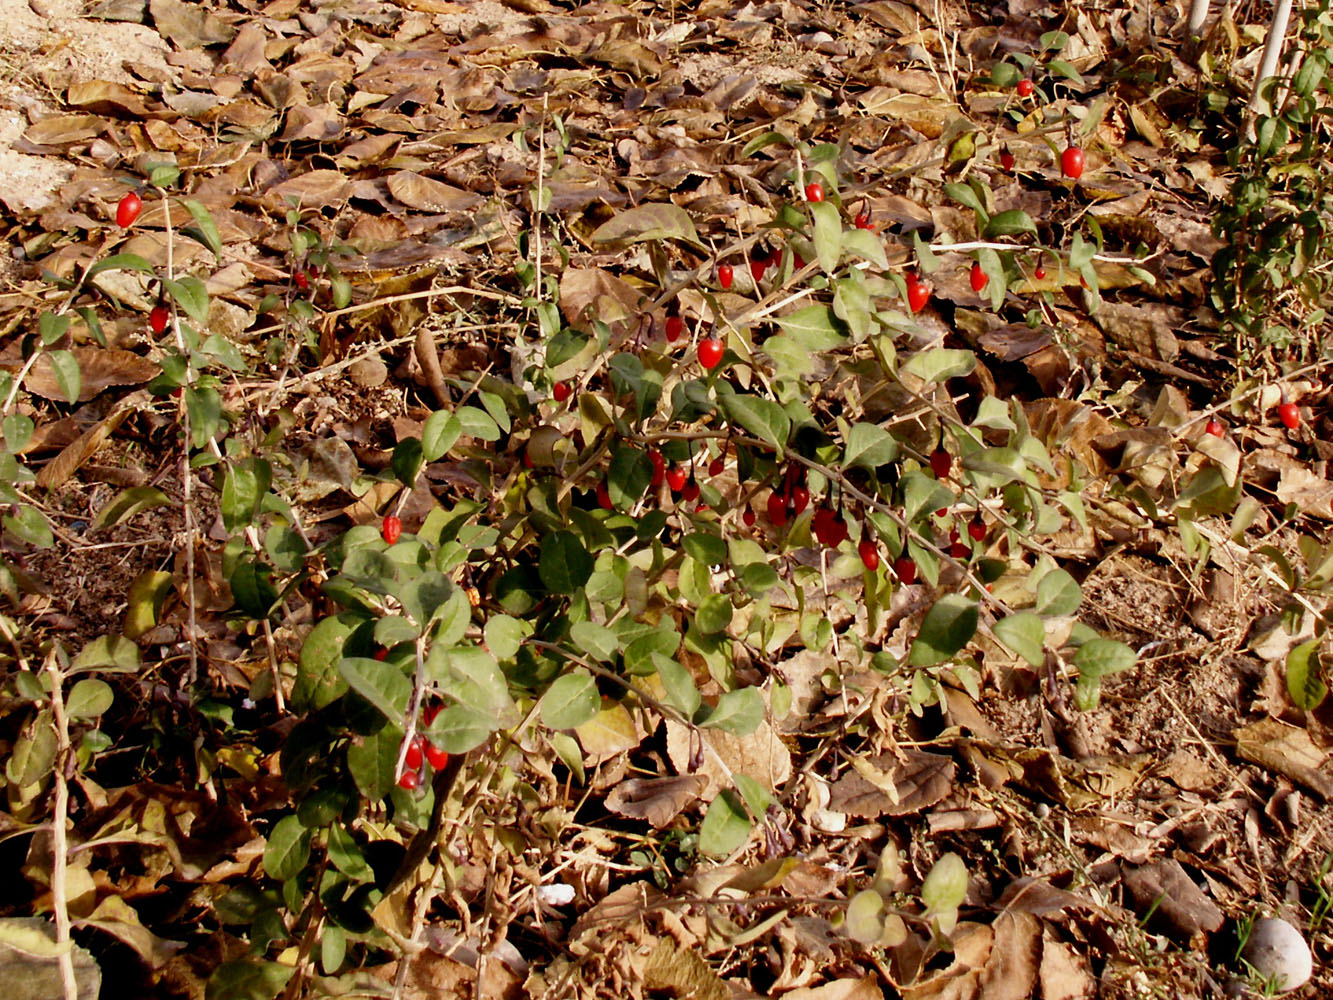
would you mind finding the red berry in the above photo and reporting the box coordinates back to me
[908,281,930,313]
[854,211,872,230]
[116,191,142,228]
[812,507,847,547]
[1061,146,1085,180]
[373,647,389,661]
[666,465,687,492]
[294,269,309,290]
[424,744,449,770]
[1017,78,1034,97]
[969,262,988,293]
[397,770,419,790]
[708,456,724,477]
[596,480,614,510]
[524,449,534,469]
[750,257,768,282]
[793,252,806,270]
[1278,401,1300,429]
[929,447,952,479]
[950,541,970,559]
[681,480,700,502]
[999,150,1015,172]
[381,515,402,544]
[699,337,724,370]
[767,491,788,527]
[718,263,734,290]
[742,508,756,527]
[665,314,684,342]
[552,380,571,402]
[404,738,424,770]
[804,182,825,203]
[1034,265,1047,280]
[1205,418,1225,438]
[422,703,442,726]
[905,270,919,286]
[950,528,960,544]
[649,449,665,487]
[790,485,810,515]
[968,516,986,542]
[858,537,879,571]
[149,304,169,334]
[893,555,917,585]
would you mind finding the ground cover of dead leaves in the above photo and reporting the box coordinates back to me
[0,0,1331,997]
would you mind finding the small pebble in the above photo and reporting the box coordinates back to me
[1242,917,1312,992]
[348,357,388,388]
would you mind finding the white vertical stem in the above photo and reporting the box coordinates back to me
[1249,0,1296,118]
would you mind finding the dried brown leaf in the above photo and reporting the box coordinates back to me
[605,775,706,829]
[25,349,157,403]
[827,750,954,818]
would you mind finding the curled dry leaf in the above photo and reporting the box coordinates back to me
[827,750,955,818]
[605,774,708,829]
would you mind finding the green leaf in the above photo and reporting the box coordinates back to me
[718,391,791,452]
[391,437,424,487]
[539,531,593,595]
[908,594,979,666]
[206,960,294,1000]
[590,203,700,246]
[182,199,223,257]
[90,486,172,532]
[484,615,527,660]
[47,349,81,404]
[347,724,399,801]
[338,656,411,723]
[1047,58,1083,84]
[991,62,1021,87]
[983,210,1038,238]
[695,593,733,635]
[900,348,976,384]
[455,405,500,442]
[654,654,701,718]
[263,814,312,882]
[69,634,141,675]
[700,687,763,735]
[775,304,847,351]
[570,621,619,661]
[3,505,53,548]
[921,852,968,921]
[400,572,457,628]
[326,823,375,882]
[733,773,773,818]
[541,672,602,730]
[944,181,987,216]
[162,275,210,327]
[2,413,33,452]
[1286,639,1327,710]
[292,612,360,711]
[38,312,70,345]
[220,458,272,534]
[1035,569,1082,616]
[66,678,113,719]
[85,252,155,278]
[810,200,842,274]
[422,411,461,461]
[699,790,751,856]
[608,444,653,509]
[842,422,898,469]
[6,710,56,786]
[992,612,1045,668]
[841,228,888,269]
[1073,638,1136,678]
[741,131,792,157]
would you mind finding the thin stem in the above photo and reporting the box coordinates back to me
[44,652,77,1000]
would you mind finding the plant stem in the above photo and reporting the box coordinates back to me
[44,652,77,1000]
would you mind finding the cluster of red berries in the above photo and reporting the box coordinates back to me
[397,702,450,790]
